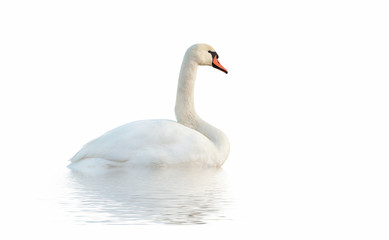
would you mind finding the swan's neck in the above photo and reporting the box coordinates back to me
[175,56,230,162]
[175,59,199,126]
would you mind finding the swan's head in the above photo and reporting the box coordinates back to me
[186,43,228,74]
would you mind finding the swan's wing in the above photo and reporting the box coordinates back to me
[70,119,214,165]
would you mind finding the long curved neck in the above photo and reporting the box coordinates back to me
[175,58,199,127]
[175,55,230,160]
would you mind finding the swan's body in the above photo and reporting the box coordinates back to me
[70,119,228,168]
[68,44,229,169]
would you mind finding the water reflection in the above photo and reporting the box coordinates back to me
[62,168,234,224]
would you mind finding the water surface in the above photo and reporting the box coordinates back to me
[59,168,234,225]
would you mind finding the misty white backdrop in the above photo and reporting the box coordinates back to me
[0,0,388,239]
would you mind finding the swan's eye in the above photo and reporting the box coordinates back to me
[208,50,219,59]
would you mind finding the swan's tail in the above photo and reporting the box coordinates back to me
[67,157,123,174]
[69,149,86,163]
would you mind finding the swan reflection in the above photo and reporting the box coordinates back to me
[63,168,234,224]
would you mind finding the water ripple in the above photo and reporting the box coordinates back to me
[60,168,234,225]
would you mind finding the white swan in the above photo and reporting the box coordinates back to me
[68,44,229,169]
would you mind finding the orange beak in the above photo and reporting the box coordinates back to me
[212,55,228,74]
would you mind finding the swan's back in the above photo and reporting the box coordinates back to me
[69,120,220,169]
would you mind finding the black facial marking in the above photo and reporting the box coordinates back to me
[208,50,219,59]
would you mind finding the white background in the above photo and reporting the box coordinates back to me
[0,0,388,239]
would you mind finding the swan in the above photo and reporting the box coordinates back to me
[68,43,229,169]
